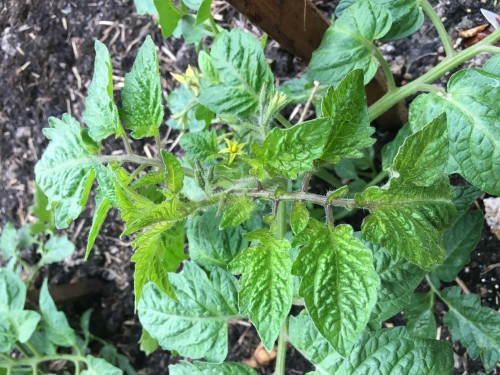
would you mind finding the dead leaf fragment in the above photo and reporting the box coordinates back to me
[243,343,277,368]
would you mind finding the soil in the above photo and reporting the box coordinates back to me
[0,0,499,374]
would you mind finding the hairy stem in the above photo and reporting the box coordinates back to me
[274,201,287,375]
[419,0,455,58]
[369,27,500,121]
[154,132,162,155]
[96,154,163,167]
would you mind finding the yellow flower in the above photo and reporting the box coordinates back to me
[219,138,246,165]
[171,65,200,96]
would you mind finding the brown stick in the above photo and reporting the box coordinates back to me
[225,0,407,127]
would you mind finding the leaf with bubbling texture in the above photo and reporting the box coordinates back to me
[169,361,257,375]
[138,262,239,362]
[355,177,456,269]
[409,69,500,195]
[405,292,436,339]
[35,114,96,229]
[252,118,331,179]
[431,210,483,282]
[161,150,184,194]
[290,201,309,235]
[198,29,274,118]
[220,195,256,229]
[362,239,425,326]
[319,70,374,164]
[228,229,292,351]
[83,41,120,142]
[132,222,186,307]
[441,286,500,372]
[187,207,254,268]
[391,114,448,186]
[121,36,164,139]
[292,221,379,356]
[288,315,453,375]
[336,0,424,40]
[309,0,392,86]
[179,130,219,162]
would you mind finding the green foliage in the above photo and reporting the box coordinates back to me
[169,360,256,374]
[405,292,436,339]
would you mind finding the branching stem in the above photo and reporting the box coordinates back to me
[419,0,455,58]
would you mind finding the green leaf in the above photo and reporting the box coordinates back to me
[39,235,76,265]
[166,85,207,131]
[440,286,500,372]
[431,210,483,282]
[160,150,184,193]
[154,0,184,38]
[198,29,274,118]
[452,186,482,214]
[138,262,239,362]
[483,54,500,75]
[355,177,456,269]
[180,15,211,44]
[12,311,41,344]
[308,0,392,85]
[410,69,500,195]
[86,193,111,260]
[82,355,122,375]
[139,329,158,355]
[381,122,413,171]
[391,114,448,186]
[121,36,164,139]
[170,361,257,375]
[196,0,213,25]
[187,207,254,267]
[131,222,186,307]
[0,268,26,312]
[337,0,424,40]
[319,70,375,164]
[39,279,76,347]
[252,118,331,179]
[83,41,120,142]
[290,201,309,235]
[363,239,426,326]
[31,184,55,234]
[292,221,379,356]
[134,0,157,15]
[100,344,136,375]
[289,316,453,375]
[179,130,218,162]
[228,229,292,351]
[35,114,96,229]
[220,195,256,229]
[0,223,17,261]
[278,76,320,105]
[405,292,436,339]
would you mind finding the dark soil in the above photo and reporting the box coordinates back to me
[1,0,499,374]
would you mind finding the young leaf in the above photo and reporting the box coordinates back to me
[318,70,375,164]
[288,315,453,375]
[35,114,96,229]
[179,130,219,162]
[39,234,76,265]
[99,344,137,375]
[83,41,120,142]
[154,0,185,38]
[355,177,456,269]
[405,292,437,339]
[440,286,500,372]
[139,329,158,355]
[166,85,208,131]
[86,192,112,260]
[121,36,164,139]
[220,195,256,229]
[134,0,157,15]
[381,122,414,171]
[0,223,16,261]
[410,69,500,195]
[196,0,213,25]
[187,207,254,268]
[138,262,239,362]
[308,0,392,85]
[39,279,77,347]
[483,54,500,75]
[363,239,426,326]
[336,0,424,40]
[290,201,309,235]
[391,114,448,186]
[30,184,55,234]
[161,150,184,193]
[198,29,274,118]
[180,15,212,44]
[228,229,292,352]
[170,361,256,375]
[251,118,331,179]
[431,210,483,282]
[82,355,121,375]
[292,221,379,356]
[131,222,186,307]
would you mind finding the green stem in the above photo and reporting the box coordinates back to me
[96,154,162,167]
[0,354,87,370]
[274,201,287,375]
[24,342,41,358]
[371,45,397,92]
[365,170,389,188]
[419,0,455,58]
[154,132,162,155]
[208,14,219,35]
[118,122,134,155]
[275,113,293,128]
[368,27,500,121]
[314,168,343,188]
